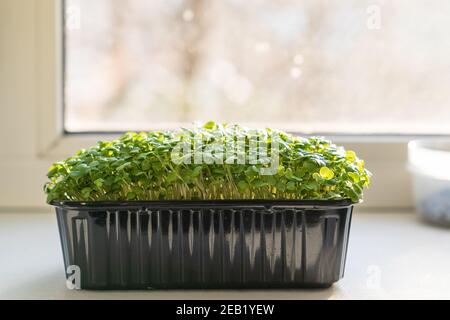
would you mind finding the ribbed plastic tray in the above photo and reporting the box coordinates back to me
[52,200,354,289]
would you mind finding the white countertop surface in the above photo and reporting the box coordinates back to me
[1,210,450,300]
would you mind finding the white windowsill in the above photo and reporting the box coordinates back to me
[1,210,449,300]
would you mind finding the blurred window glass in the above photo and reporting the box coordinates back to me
[65,0,450,134]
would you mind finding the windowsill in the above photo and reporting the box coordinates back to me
[1,210,449,300]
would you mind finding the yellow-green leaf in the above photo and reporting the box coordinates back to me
[319,167,335,180]
[348,172,360,183]
[357,160,365,172]
[346,150,357,162]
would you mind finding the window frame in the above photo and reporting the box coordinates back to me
[34,0,426,209]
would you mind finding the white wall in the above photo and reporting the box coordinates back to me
[0,1,53,208]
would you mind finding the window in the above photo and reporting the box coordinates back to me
[64,0,450,134]
[0,0,418,208]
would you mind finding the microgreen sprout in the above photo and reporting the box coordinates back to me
[44,122,371,203]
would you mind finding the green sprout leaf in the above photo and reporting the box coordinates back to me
[237,180,249,192]
[94,178,104,189]
[287,181,296,191]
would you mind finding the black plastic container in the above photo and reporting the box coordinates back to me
[52,200,354,289]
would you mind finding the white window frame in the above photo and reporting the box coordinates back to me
[0,0,415,209]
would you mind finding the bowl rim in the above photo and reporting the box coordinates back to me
[409,139,450,153]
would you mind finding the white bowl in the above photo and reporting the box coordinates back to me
[408,139,450,226]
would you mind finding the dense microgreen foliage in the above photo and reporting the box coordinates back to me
[44,122,371,203]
